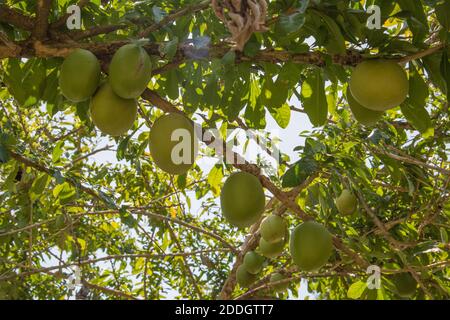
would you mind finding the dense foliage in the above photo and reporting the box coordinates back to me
[0,0,449,300]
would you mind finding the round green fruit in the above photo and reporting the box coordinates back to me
[260,215,287,244]
[220,172,266,228]
[90,82,137,136]
[109,44,152,99]
[335,189,358,216]
[236,265,257,288]
[350,60,409,111]
[59,49,101,102]
[392,272,417,298]
[243,251,265,275]
[346,87,384,126]
[259,237,285,259]
[270,273,289,292]
[149,113,198,175]
[290,221,333,271]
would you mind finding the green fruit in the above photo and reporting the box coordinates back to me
[335,189,358,216]
[243,251,265,274]
[259,237,285,259]
[236,265,257,288]
[392,272,417,298]
[220,172,266,228]
[290,221,333,271]
[59,49,101,102]
[149,113,198,175]
[109,44,152,99]
[270,273,289,292]
[350,60,409,111]
[90,82,137,136]
[260,215,287,244]
[346,87,384,126]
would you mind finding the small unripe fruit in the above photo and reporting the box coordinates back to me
[109,44,152,99]
[59,49,101,102]
[350,60,408,111]
[260,215,287,244]
[220,172,266,228]
[392,272,417,298]
[259,237,285,259]
[243,251,265,274]
[236,265,256,288]
[290,221,333,271]
[335,189,358,216]
[90,82,137,136]
[270,273,289,292]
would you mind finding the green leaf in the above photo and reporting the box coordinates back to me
[301,69,328,127]
[440,50,450,101]
[268,103,291,129]
[423,53,447,93]
[207,163,223,197]
[260,77,289,110]
[277,11,306,34]
[347,281,367,299]
[53,182,77,205]
[0,145,10,163]
[281,156,318,188]
[222,50,236,65]
[397,0,428,43]
[436,1,450,30]
[310,10,346,54]
[408,64,429,108]
[400,101,434,138]
[52,141,64,163]
[440,227,448,244]
[159,37,178,60]
[29,173,50,201]
[244,78,266,129]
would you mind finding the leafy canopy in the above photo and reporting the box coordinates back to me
[0,0,449,300]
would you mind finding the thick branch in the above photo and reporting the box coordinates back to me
[0,4,34,30]
[34,0,53,39]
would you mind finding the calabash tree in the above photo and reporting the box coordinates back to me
[0,0,449,300]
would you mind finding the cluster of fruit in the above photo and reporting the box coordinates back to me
[59,45,199,176]
[221,171,333,291]
[224,175,417,297]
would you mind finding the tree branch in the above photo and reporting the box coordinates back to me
[34,0,53,39]
[0,4,34,30]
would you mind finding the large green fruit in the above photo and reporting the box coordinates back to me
[350,60,408,111]
[90,82,137,136]
[220,172,266,228]
[270,273,289,292]
[290,221,333,271]
[109,44,152,99]
[59,49,101,102]
[260,215,287,244]
[259,237,285,259]
[236,265,257,288]
[346,87,384,126]
[243,251,265,275]
[335,189,358,216]
[392,272,417,298]
[149,113,198,175]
